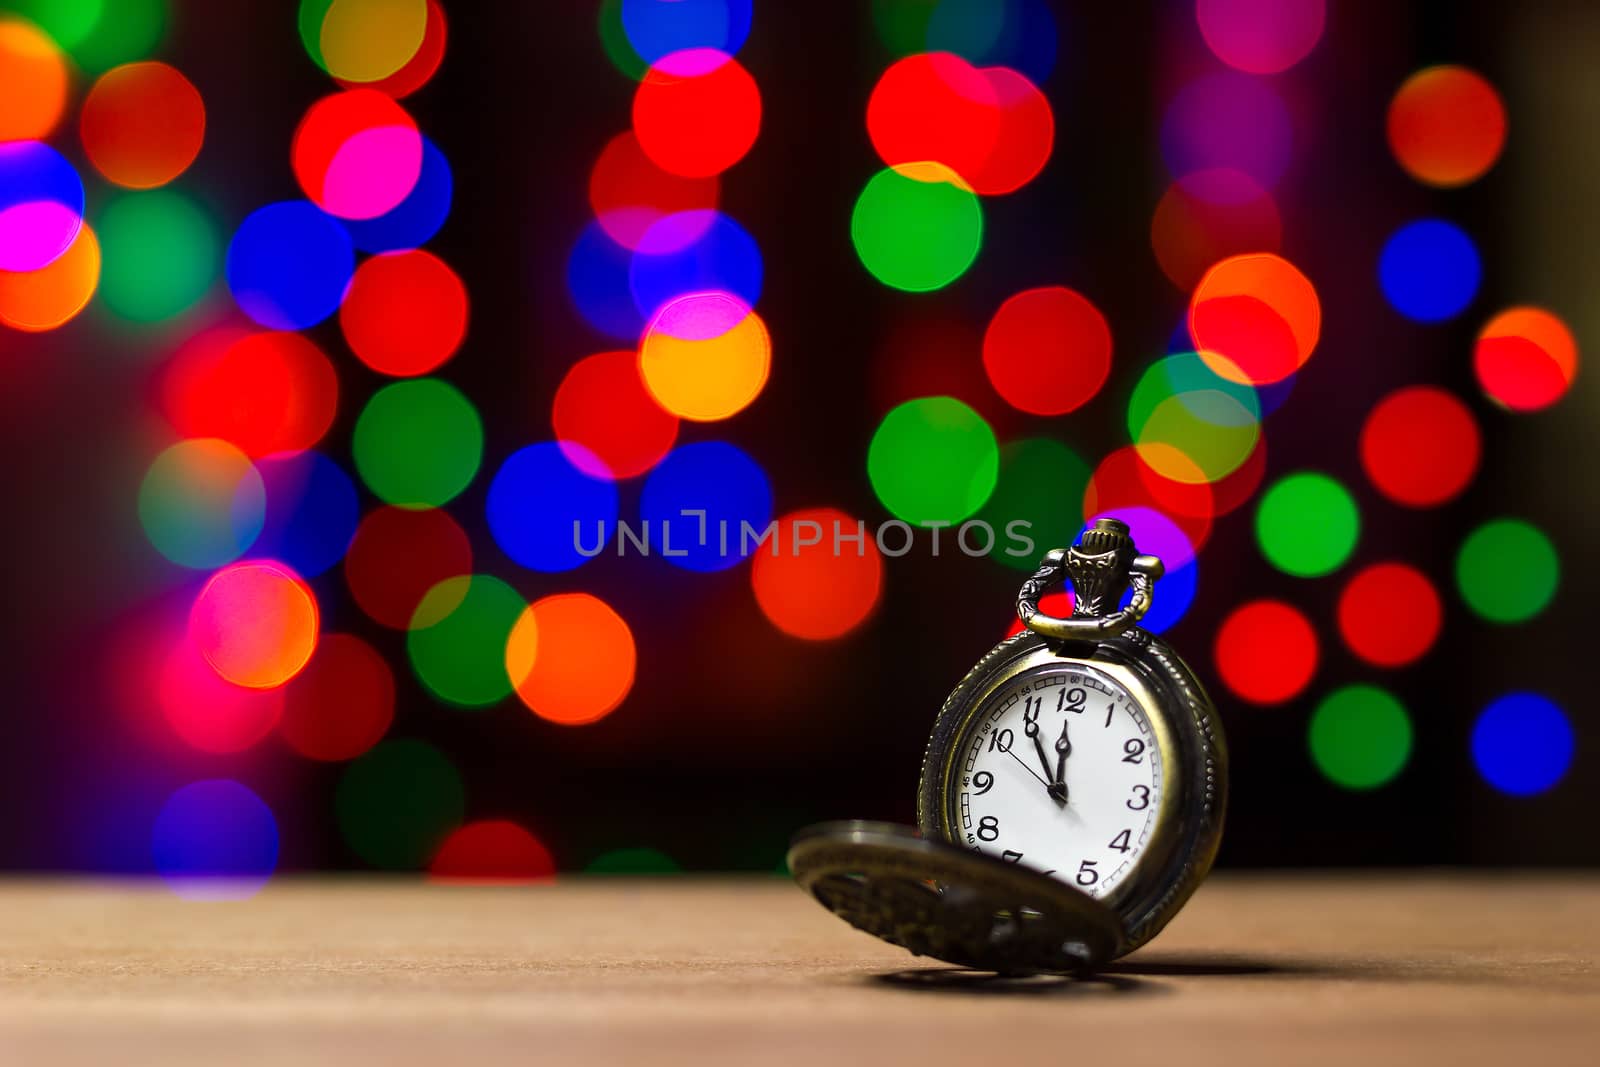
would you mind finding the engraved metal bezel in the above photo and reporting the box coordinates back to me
[917,628,1227,956]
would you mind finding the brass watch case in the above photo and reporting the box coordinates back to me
[916,626,1227,956]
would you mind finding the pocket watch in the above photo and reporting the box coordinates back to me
[789,518,1227,973]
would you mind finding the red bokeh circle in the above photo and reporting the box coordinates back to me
[339,249,468,377]
[1337,562,1442,667]
[280,632,395,761]
[1214,600,1318,704]
[632,50,760,178]
[984,286,1112,416]
[161,329,339,457]
[553,349,679,479]
[430,820,556,883]
[1360,385,1480,507]
[344,506,473,629]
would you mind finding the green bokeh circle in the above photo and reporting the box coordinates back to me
[868,396,999,527]
[1308,685,1412,790]
[406,574,526,707]
[97,191,218,322]
[596,0,648,80]
[977,437,1089,571]
[336,739,465,869]
[1255,471,1360,577]
[353,379,484,508]
[9,0,105,48]
[585,847,681,875]
[69,0,164,72]
[851,167,983,292]
[1456,518,1559,623]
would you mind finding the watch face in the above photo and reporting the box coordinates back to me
[951,663,1165,898]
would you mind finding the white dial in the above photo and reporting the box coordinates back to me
[954,666,1164,898]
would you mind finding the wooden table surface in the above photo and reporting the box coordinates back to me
[0,874,1595,1065]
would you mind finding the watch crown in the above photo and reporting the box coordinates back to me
[1066,519,1139,619]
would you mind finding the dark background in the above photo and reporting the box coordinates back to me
[0,0,1590,872]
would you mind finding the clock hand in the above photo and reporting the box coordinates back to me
[1001,743,1052,791]
[1049,719,1072,804]
[1025,715,1056,789]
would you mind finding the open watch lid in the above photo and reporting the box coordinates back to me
[788,821,1126,973]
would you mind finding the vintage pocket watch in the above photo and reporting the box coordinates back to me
[790,518,1227,973]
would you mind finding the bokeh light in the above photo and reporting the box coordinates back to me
[1161,73,1292,193]
[1083,445,1213,555]
[751,508,884,640]
[159,637,283,754]
[1309,686,1412,790]
[979,438,1090,572]
[587,847,680,874]
[138,438,265,569]
[336,0,445,96]
[622,0,751,66]
[639,440,773,571]
[226,200,355,330]
[487,442,618,572]
[430,820,556,883]
[1151,168,1281,292]
[1128,352,1261,484]
[567,220,646,341]
[965,65,1053,196]
[0,15,68,141]
[1474,307,1578,412]
[1360,385,1480,507]
[344,505,472,629]
[868,397,998,526]
[1472,694,1574,796]
[407,574,526,707]
[1338,562,1442,667]
[506,593,637,724]
[1387,65,1506,188]
[1196,0,1325,74]
[336,738,463,869]
[632,49,760,178]
[1214,599,1318,704]
[68,0,165,73]
[161,330,339,457]
[598,0,649,80]
[189,560,320,689]
[639,290,770,421]
[7,0,102,50]
[983,286,1111,415]
[1456,518,1559,624]
[352,378,484,507]
[342,134,452,253]
[590,130,719,251]
[852,166,983,292]
[628,209,762,323]
[80,60,204,188]
[0,139,85,272]
[867,52,995,187]
[1189,252,1320,386]
[1378,219,1480,323]
[0,218,98,331]
[281,632,394,762]
[1255,471,1359,577]
[340,249,467,376]
[252,451,360,578]
[553,349,679,479]
[95,189,218,321]
[151,780,278,900]
[292,89,422,220]
[314,0,428,83]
